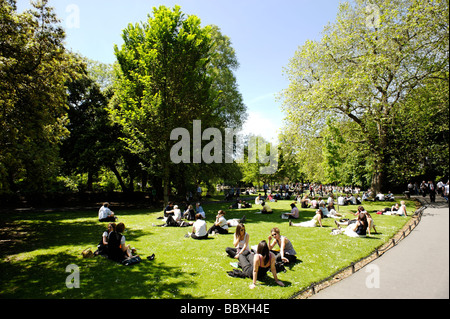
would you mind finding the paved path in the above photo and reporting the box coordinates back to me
[310,196,449,299]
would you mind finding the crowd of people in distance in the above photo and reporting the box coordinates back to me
[414,180,449,203]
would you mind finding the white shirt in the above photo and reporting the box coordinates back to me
[98,206,112,219]
[337,196,345,205]
[193,219,207,237]
[173,208,182,222]
[217,216,228,230]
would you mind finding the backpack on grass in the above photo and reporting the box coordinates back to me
[121,255,142,266]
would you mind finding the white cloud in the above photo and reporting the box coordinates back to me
[241,111,280,144]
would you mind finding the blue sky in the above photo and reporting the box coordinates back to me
[17,0,340,143]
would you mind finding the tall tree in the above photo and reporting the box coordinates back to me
[0,0,81,193]
[279,0,448,192]
[110,6,246,205]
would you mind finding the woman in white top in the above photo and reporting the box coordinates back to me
[207,210,229,235]
[116,222,138,258]
[399,201,408,216]
[95,222,116,256]
[226,223,250,259]
[289,209,323,227]
[383,201,407,216]
[392,201,408,216]
[255,194,263,205]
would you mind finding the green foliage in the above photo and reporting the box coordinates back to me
[111,5,247,203]
[0,0,82,193]
[279,0,449,190]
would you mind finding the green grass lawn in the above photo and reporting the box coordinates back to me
[0,196,417,299]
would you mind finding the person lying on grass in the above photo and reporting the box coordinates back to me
[334,213,368,238]
[289,209,323,227]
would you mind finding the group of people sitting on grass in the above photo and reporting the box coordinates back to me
[151,201,246,238]
[93,220,153,264]
[93,194,410,287]
[95,202,153,264]
[225,224,297,289]
[284,201,407,237]
[183,210,247,239]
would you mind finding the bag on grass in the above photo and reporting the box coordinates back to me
[275,261,286,273]
[121,255,142,266]
[82,248,93,258]
[226,269,247,278]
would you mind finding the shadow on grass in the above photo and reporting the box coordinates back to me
[259,277,293,288]
[0,217,149,260]
[286,259,303,271]
[0,251,201,299]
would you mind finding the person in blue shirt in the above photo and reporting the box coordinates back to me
[196,202,206,219]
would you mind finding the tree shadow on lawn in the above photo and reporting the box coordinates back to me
[0,251,200,299]
[0,217,150,261]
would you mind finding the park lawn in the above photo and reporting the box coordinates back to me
[0,197,417,299]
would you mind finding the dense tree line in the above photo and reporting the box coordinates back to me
[0,1,248,203]
[1,0,448,204]
[279,0,449,192]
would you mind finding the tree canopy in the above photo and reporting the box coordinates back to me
[110,5,247,205]
[279,0,449,191]
[1,0,447,200]
[0,0,82,193]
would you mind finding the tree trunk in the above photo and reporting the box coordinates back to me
[87,171,94,192]
[110,164,129,192]
[162,161,170,208]
[371,122,388,193]
[371,170,383,194]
